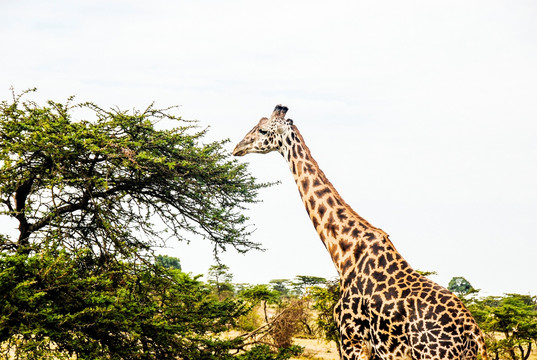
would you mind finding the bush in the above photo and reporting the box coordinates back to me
[270,299,308,349]
[237,344,302,360]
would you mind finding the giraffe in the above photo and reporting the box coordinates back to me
[233,105,489,360]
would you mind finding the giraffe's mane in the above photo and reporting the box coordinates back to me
[291,124,382,233]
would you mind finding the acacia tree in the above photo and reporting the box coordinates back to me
[0,89,276,359]
[239,284,280,322]
[0,89,263,256]
[468,294,537,360]
[292,275,327,295]
[269,279,292,298]
[0,250,250,359]
[448,276,478,297]
[310,279,341,358]
[207,264,235,299]
[155,254,182,270]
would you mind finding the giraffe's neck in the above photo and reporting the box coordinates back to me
[278,126,387,277]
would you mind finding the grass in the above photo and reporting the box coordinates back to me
[291,337,339,360]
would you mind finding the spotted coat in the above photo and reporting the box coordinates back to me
[233,105,488,360]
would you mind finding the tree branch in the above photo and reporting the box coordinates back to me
[15,177,35,246]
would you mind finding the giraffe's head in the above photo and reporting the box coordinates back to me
[232,105,294,157]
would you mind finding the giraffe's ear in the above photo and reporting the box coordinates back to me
[258,117,270,128]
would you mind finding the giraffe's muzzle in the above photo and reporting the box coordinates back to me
[232,141,248,156]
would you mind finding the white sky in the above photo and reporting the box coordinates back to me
[1,1,536,296]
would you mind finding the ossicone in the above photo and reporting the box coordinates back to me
[271,104,288,119]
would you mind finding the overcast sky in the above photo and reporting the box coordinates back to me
[1,1,536,296]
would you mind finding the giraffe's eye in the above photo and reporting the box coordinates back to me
[258,129,268,135]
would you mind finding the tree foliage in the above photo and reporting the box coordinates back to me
[309,279,342,358]
[415,269,438,277]
[207,264,235,299]
[155,254,182,270]
[269,279,292,298]
[466,294,537,360]
[0,89,271,359]
[0,249,253,359]
[240,284,280,322]
[448,276,477,297]
[292,275,327,295]
[448,277,537,360]
[235,344,302,360]
[0,89,265,257]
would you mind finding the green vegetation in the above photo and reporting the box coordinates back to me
[292,276,328,296]
[309,279,341,358]
[0,89,264,256]
[0,250,248,359]
[0,89,285,359]
[208,264,235,300]
[444,277,537,360]
[240,284,280,323]
[0,90,534,359]
[463,290,537,360]
[155,254,182,270]
[448,276,478,297]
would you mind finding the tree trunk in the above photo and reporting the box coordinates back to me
[521,342,531,360]
[504,331,517,360]
[14,177,36,253]
[263,301,268,323]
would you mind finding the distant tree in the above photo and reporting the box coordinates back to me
[467,294,537,360]
[415,269,438,277]
[269,279,292,297]
[310,279,342,358]
[0,89,269,358]
[155,254,181,270]
[292,275,327,295]
[448,276,477,297]
[240,284,281,322]
[208,264,235,299]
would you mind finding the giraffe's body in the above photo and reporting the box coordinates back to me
[233,105,488,360]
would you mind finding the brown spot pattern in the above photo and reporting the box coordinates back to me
[233,109,488,360]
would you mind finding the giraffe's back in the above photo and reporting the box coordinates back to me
[337,260,487,360]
